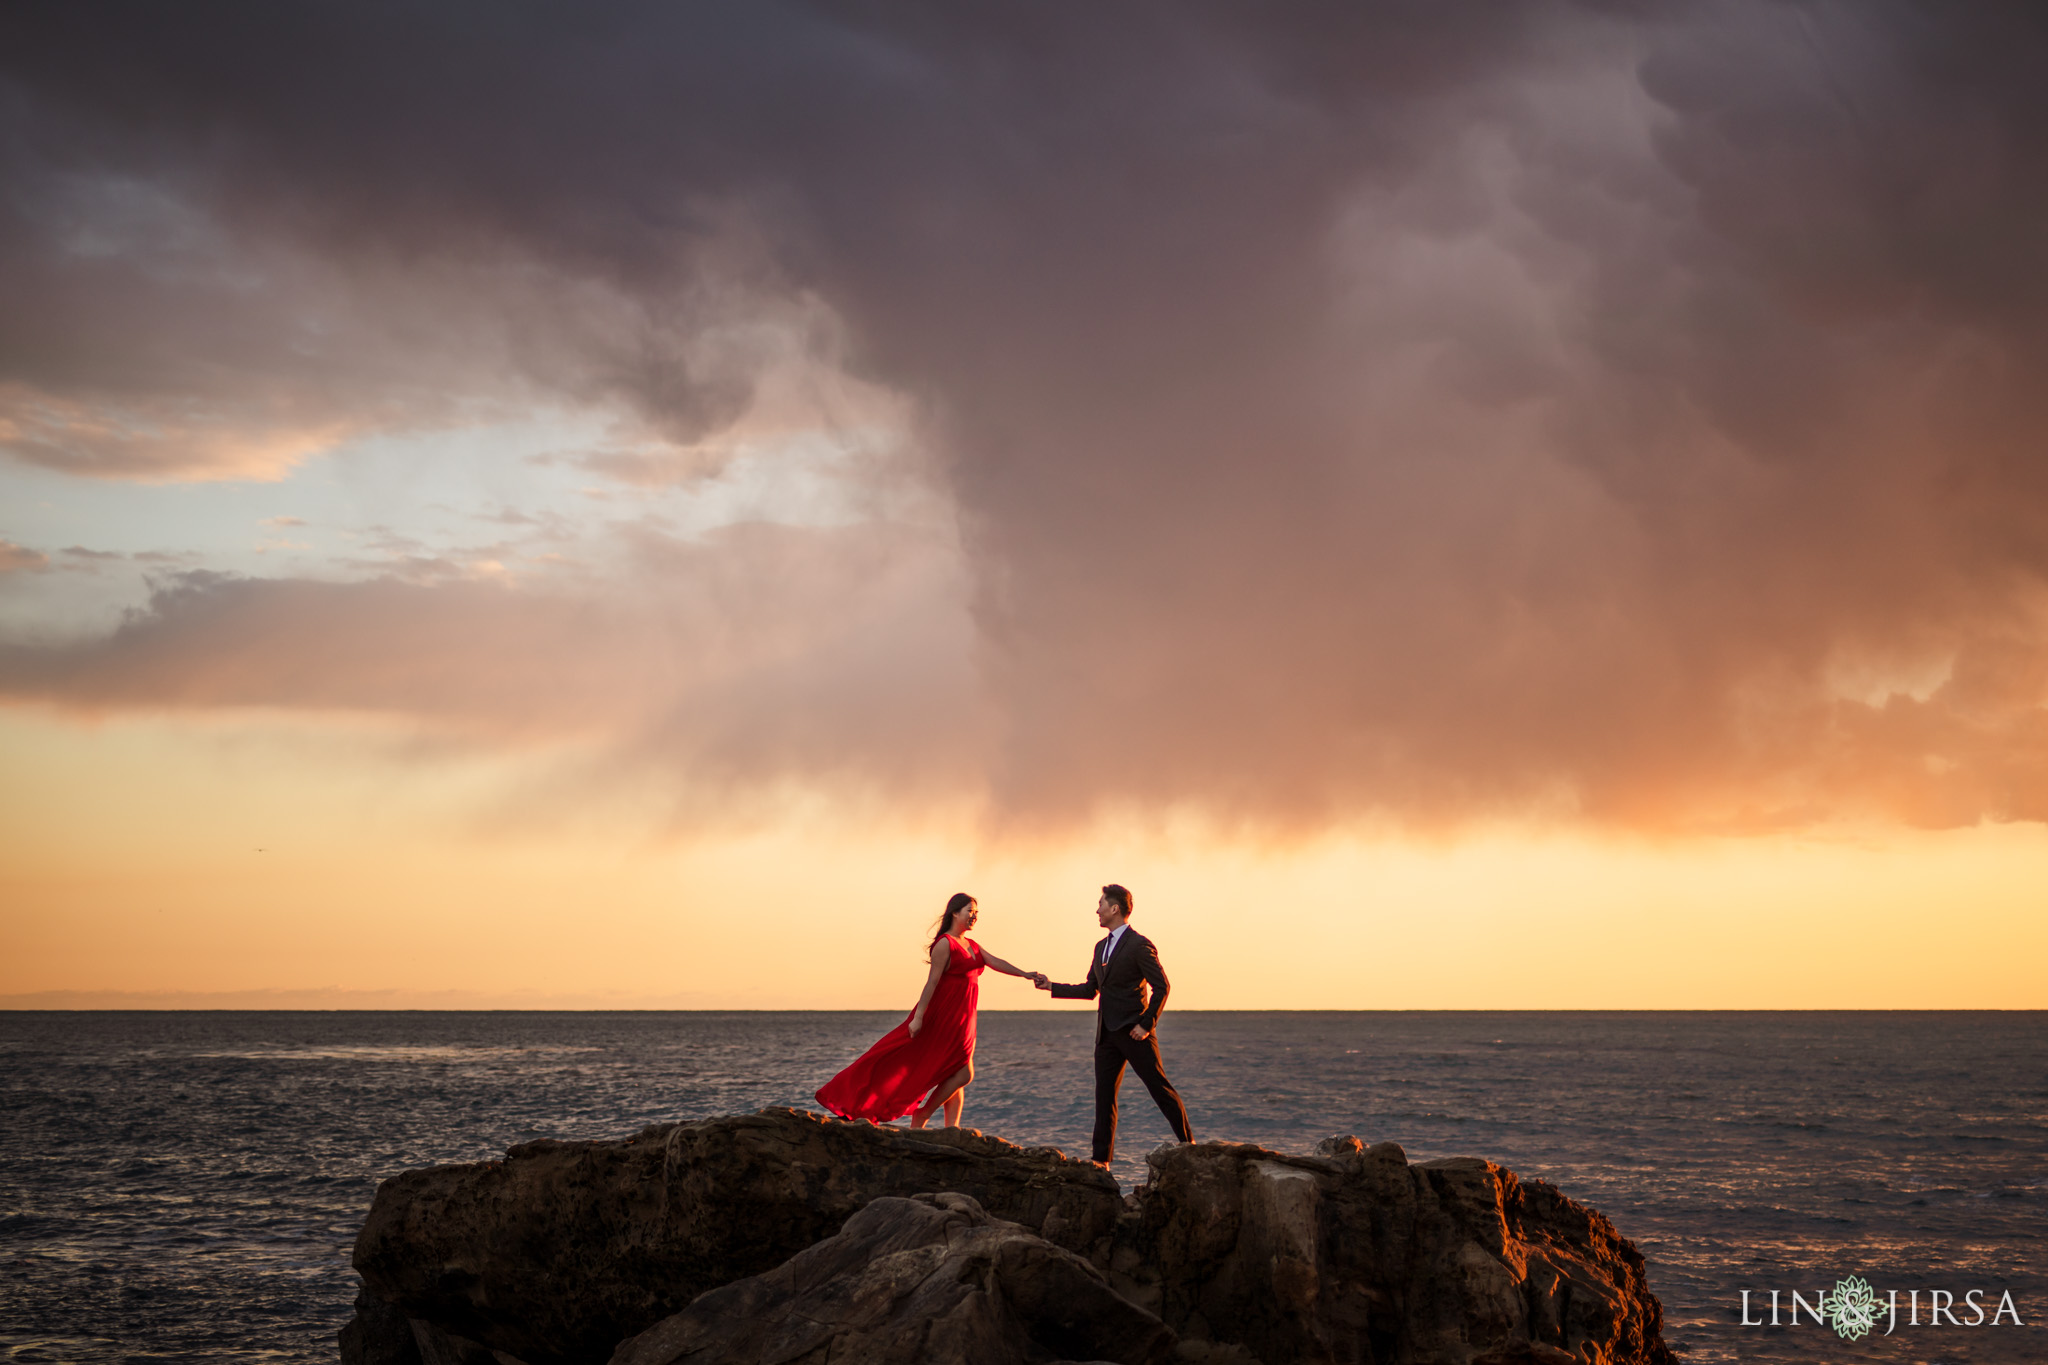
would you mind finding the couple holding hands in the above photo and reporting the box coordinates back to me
[815,884,1194,1167]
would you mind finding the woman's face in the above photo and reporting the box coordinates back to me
[954,901,979,934]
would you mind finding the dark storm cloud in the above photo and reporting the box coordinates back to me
[3,1,2047,830]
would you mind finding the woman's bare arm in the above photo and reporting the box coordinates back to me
[907,939,949,1035]
[979,948,1036,978]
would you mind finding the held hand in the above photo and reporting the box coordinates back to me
[1129,1024,1149,1040]
[1031,973,1050,990]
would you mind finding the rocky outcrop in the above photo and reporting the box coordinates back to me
[338,1283,420,1365]
[344,1108,1673,1365]
[610,1192,1177,1365]
[1119,1136,1674,1365]
[351,1108,1122,1365]
[335,1282,526,1365]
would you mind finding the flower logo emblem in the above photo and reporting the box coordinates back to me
[1821,1275,1883,1341]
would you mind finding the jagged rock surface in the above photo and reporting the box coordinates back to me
[1117,1136,1675,1365]
[343,1108,1674,1365]
[609,1191,1177,1365]
[349,1108,1122,1365]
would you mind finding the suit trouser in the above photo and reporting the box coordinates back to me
[1093,1026,1193,1163]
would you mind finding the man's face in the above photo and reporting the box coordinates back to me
[1095,894,1121,929]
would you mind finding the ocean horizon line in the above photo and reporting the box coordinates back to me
[3,996,2039,1015]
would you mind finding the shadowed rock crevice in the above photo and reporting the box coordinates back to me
[343,1107,1673,1365]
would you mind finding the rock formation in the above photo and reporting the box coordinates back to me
[610,1191,1177,1365]
[351,1109,1122,1365]
[343,1107,1674,1365]
[1118,1137,1671,1365]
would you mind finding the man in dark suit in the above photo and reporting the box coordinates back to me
[1033,884,1193,1165]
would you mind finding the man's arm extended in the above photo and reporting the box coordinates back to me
[1042,955,1100,1000]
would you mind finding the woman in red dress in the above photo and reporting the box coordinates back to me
[816,893,1040,1128]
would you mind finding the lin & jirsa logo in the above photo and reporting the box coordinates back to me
[1740,1276,2024,1341]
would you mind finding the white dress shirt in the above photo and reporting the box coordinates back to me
[1100,923,1129,967]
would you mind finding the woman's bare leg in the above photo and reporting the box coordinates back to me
[942,1084,965,1128]
[912,1063,973,1127]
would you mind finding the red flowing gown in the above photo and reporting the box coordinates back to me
[816,934,985,1122]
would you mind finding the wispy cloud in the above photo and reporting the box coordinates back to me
[0,539,50,574]
[0,521,989,809]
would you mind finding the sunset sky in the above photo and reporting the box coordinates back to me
[3,2,2046,1008]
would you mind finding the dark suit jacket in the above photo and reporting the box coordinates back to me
[1048,927,1170,1041]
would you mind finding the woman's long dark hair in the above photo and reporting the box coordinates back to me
[929,892,976,954]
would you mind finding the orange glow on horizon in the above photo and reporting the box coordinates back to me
[4,710,2043,1011]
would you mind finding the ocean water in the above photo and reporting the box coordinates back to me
[0,1011,2041,1364]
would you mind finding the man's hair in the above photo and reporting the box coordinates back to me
[1102,884,1133,918]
